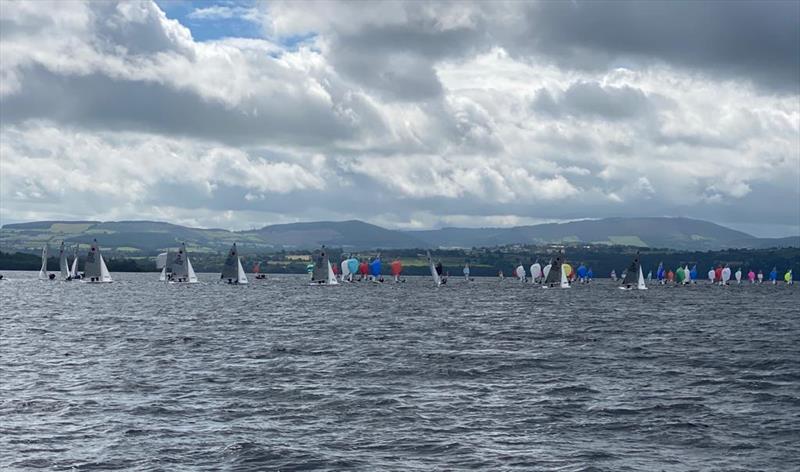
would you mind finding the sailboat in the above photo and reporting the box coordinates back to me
[165,243,198,283]
[391,259,403,282]
[530,261,542,284]
[369,256,382,282]
[576,263,588,283]
[70,245,81,279]
[342,257,358,282]
[734,268,742,284]
[721,266,731,286]
[310,246,338,285]
[542,254,566,288]
[515,263,526,282]
[427,250,441,287]
[463,263,470,281]
[83,239,112,283]
[38,244,51,280]
[683,265,691,285]
[559,262,570,289]
[221,243,248,284]
[58,242,71,280]
[620,252,646,290]
[542,262,552,282]
[785,269,793,285]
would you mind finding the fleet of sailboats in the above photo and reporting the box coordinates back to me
[18,242,795,290]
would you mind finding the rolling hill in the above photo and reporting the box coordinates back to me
[1,217,796,255]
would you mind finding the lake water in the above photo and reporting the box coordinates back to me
[1,272,798,470]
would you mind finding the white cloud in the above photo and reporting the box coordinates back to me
[0,0,797,234]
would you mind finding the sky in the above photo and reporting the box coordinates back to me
[0,0,798,237]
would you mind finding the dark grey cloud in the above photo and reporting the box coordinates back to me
[0,65,381,147]
[516,0,800,93]
[326,14,490,101]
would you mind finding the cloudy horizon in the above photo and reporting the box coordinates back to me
[1,0,798,237]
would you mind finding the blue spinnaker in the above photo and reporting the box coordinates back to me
[347,258,359,275]
[370,258,382,277]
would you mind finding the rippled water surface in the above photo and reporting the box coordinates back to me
[1,272,799,470]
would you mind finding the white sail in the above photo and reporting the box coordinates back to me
[341,260,351,281]
[187,257,198,283]
[515,265,526,282]
[560,264,570,288]
[463,264,470,280]
[70,248,79,278]
[427,251,441,287]
[637,266,647,290]
[159,267,166,281]
[155,252,168,269]
[530,263,542,283]
[237,257,248,284]
[683,265,691,285]
[39,245,49,280]
[721,267,731,285]
[735,269,742,284]
[99,254,113,283]
[326,261,339,285]
[542,264,551,281]
[59,242,69,279]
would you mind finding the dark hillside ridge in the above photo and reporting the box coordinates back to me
[2,217,796,254]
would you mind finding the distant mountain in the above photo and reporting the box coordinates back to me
[0,219,429,254]
[241,220,428,249]
[1,217,796,255]
[406,217,761,250]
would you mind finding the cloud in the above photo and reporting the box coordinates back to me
[514,0,800,93]
[0,0,798,236]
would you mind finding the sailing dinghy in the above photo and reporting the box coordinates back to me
[221,243,248,284]
[530,261,542,284]
[427,251,442,287]
[391,259,403,282]
[310,246,338,285]
[39,245,51,280]
[619,252,646,290]
[70,245,81,279]
[164,243,197,283]
[515,264,526,282]
[543,254,568,288]
[721,266,731,286]
[58,242,71,280]
[83,239,112,283]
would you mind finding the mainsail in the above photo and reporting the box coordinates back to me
[621,252,640,286]
[543,256,562,287]
[84,239,112,283]
[70,245,80,278]
[427,250,441,286]
[59,242,70,279]
[221,243,247,284]
[311,247,331,284]
[39,245,49,280]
